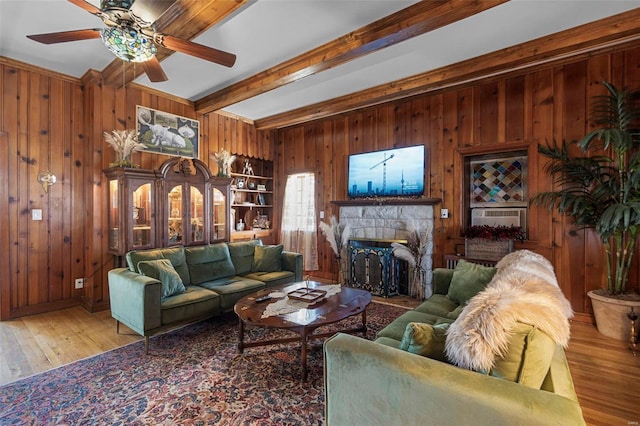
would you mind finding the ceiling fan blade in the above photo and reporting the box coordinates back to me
[129,0,177,25]
[67,0,102,15]
[159,34,236,68]
[27,29,102,44]
[141,57,168,82]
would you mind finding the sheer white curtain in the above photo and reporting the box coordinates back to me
[280,172,318,271]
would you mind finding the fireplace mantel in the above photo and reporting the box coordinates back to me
[331,198,441,207]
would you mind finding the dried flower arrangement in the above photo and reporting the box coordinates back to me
[391,221,433,300]
[319,215,351,259]
[104,129,146,168]
[319,215,351,284]
[462,225,526,241]
[211,149,236,177]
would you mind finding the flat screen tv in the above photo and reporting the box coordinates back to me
[348,145,425,198]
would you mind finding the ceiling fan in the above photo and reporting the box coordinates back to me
[26,0,236,83]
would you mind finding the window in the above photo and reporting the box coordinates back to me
[280,172,318,270]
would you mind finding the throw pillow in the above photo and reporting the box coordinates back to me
[252,244,283,272]
[399,322,449,362]
[137,259,186,298]
[446,260,496,305]
[485,323,556,389]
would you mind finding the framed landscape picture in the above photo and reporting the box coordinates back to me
[136,106,200,159]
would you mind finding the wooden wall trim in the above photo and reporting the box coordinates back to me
[456,140,533,156]
[0,56,80,84]
[331,198,442,206]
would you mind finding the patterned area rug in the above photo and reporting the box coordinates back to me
[0,302,406,425]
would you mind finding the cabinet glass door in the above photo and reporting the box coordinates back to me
[108,179,119,252]
[168,184,183,245]
[212,187,226,241]
[190,186,205,244]
[132,182,153,249]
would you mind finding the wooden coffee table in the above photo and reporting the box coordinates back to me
[234,281,372,380]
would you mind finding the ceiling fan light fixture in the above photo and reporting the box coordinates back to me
[101,0,135,11]
[100,26,156,63]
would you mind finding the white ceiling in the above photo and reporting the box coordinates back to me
[1,0,639,122]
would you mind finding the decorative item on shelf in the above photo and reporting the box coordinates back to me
[319,215,351,285]
[236,219,245,232]
[257,193,266,205]
[462,225,525,261]
[37,170,57,193]
[242,159,254,175]
[236,178,245,189]
[253,214,269,229]
[531,81,640,340]
[104,129,146,168]
[248,181,256,190]
[391,221,433,300]
[257,184,267,191]
[211,149,236,177]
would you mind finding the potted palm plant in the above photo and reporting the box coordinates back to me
[532,81,640,340]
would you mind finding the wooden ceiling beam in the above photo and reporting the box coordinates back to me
[101,0,247,87]
[194,0,509,114]
[254,8,640,130]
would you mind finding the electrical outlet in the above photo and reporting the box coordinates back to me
[440,209,449,219]
[74,278,84,289]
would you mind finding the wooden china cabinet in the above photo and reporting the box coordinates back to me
[159,157,231,247]
[105,167,159,256]
[105,158,231,257]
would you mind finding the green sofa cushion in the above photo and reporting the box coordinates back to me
[160,286,221,325]
[252,244,283,272]
[185,243,236,285]
[377,310,453,342]
[485,323,557,389]
[137,259,186,299]
[400,322,450,362]
[243,271,295,287]
[446,260,496,305]
[414,294,460,317]
[198,277,265,310]
[127,245,190,285]
[228,239,261,275]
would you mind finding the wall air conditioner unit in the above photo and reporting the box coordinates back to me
[471,208,527,232]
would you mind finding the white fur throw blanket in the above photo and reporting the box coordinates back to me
[445,250,574,372]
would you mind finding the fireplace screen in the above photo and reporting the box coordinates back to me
[348,239,408,297]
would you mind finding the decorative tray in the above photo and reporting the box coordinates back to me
[287,288,327,302]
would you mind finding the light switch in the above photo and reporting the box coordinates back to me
[32,209,42,221]
[320,211,325,219]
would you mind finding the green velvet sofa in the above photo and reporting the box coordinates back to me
[108,240,303,353]
[324,261,586,425]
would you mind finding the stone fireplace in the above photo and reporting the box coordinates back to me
[332,199,440,298]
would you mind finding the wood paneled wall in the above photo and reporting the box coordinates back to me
[273,43,640,321]
[2,41,639,321]
[0,59,272,320]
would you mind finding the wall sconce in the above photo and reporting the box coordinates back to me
[37,171,57,193]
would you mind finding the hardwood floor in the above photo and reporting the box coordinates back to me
[1,303,638,425]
